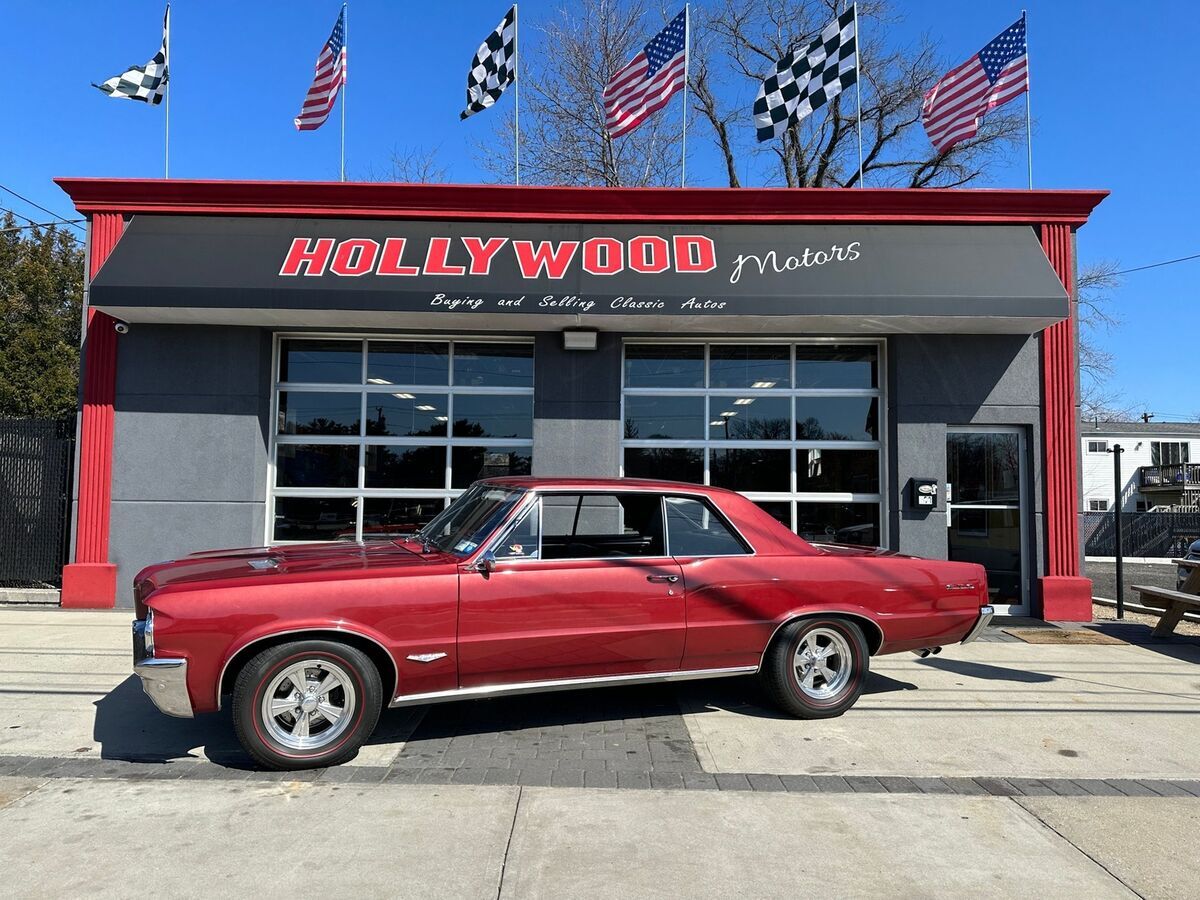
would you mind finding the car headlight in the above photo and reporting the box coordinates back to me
[144,609,155,656]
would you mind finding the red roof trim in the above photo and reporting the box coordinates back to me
[54,178,1108,227]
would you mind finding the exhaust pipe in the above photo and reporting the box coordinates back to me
[912,647,943,658]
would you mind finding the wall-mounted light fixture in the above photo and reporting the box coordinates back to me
[562,328,598,351]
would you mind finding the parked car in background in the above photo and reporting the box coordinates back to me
[131,478,993,770]
[1180,538,1200,591]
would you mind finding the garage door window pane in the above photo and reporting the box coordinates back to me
[451,446,532,488]
[280,340,362,384]
[796,397,878,441]
[625,345,704,388]
[796,503,879,546]
[366,393,448,437]
[624,448,703,483]
[709,395,790,440]
[365,445,445,489]
[454,394,533,439]
[454,343,534,387]
[796,449,879,493]
[276,445,358,488]
[754,501,792,529]
[273,497,357,542]
[278,392,361,435]
[795,345,878,389]
[625,395,705,440]
[362,497,444,540]
[711,449,790,492]
[709,346,789,390]
[368,341,449,386]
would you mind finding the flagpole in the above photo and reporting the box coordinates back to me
[341,2,347,182]
[1023,9,1032,189]
[514,3,520,186]
[681,4,690,188]
[164,3,170,179]
[852,2,863,187]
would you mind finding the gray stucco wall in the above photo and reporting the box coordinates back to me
[531,332,622,477]
[109,325,272,604]
[887,333,1045,612]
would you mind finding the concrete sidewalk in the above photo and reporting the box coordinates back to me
[1,608,1199,898]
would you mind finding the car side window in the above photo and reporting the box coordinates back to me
[540,493,665,559]
[665,497,749,557]
[494,503,539,560]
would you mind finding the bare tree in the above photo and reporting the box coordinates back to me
[362,145,449,184]
[691,0,1023,188]
[1075,260,1134,422]
[476,0,682,186]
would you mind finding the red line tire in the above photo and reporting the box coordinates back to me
[761,617,869,719]
[233,639,382,771]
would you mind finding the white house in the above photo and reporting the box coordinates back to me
[1080,421,1200,513]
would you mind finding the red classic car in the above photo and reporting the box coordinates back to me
[132,477,993,770]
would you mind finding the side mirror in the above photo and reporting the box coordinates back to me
[478,549,497,576]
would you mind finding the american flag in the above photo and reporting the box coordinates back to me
[604,8,688,139]
[922,15,1028,153]
[295,7,347,131]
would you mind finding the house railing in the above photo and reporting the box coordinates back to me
[1082,510,1200,558]
[1139,463,1200,488]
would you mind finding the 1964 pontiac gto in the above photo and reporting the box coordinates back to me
[131,477,993,770]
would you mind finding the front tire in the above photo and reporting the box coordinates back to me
[761,617,869,719]
[233,640,382,770]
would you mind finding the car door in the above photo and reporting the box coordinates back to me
[457,491,686,687]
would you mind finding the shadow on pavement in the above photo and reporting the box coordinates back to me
[92,676,422,768]
[916,657,1055,683]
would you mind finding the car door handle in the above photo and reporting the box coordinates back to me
[646,574,679,584]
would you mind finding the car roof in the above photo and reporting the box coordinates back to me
[478,476,738,496]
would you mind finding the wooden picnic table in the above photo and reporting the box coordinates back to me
[1131,559,1200,637]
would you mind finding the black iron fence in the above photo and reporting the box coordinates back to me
[1082,510,1200,558]
[0,418,75,587]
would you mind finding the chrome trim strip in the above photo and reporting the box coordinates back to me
[388,665,758,708]
[215,626,400,711]
[134,657,194,718]
[960,605,995,644]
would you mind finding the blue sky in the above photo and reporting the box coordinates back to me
[2,1,1197,419]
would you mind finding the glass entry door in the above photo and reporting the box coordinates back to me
[946,428,1028,615]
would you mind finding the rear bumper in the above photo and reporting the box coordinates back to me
[132,620,193,718]
[960,605,995,644]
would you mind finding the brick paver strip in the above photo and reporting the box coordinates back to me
[5,755,1200,797]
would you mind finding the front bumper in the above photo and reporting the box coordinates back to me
[132,620,193,718]
[960,605,995,644]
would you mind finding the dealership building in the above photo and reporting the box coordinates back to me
[54,179,1105,619]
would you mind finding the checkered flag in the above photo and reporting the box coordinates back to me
[93,4,170,105]
[753,5,856,143]
[461,6,517,120]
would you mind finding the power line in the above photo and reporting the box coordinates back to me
[1112,252,1200,277]
[0,205,43,227]
[0,218,85,235]
[0,183,84,235]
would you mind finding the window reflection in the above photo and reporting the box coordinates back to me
[709,346,789,389]
[365,393,448,438]
[796,397,878,441]
[624,396,705,440]
[454,343,534,387]
[453,394,533,439]
[274,497,358,542]
[624,345,704,388]
[710,449,790,492]
[280,339,361,384]
[278,392,361,435]
[276,445,358,488]
[796,503,879,546]
[365,445,445,489]
[624,448,703,483]
[367,341,449,385]
[795,345,878,389]
[709,395,790,440]
[451,446,532,488]
[362,497,444,540]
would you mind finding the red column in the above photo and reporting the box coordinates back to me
[61,213,123,608]
[1039,222,1091,621]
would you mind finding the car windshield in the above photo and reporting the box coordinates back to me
[407,484,525,556]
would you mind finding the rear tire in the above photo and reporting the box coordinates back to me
[232,640,382,770]
[761,617,869,719]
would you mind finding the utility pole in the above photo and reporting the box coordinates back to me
[1108,443,1126,618]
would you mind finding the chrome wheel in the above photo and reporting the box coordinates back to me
[792,627,853,700]
[260,659,356,752]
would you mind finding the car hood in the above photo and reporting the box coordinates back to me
[134,540,450,598]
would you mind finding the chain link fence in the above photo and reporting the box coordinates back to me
[0,417,75,587]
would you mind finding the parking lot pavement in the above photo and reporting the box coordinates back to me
[6,776,1193,898]
[680,640,1200,780]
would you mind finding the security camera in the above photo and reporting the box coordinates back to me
[113,321,130,335]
